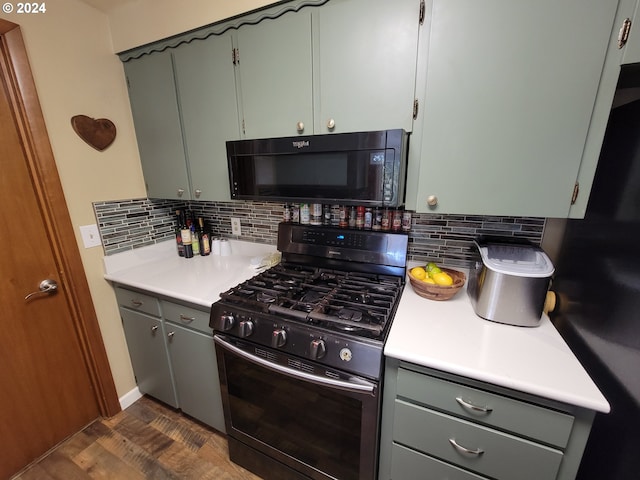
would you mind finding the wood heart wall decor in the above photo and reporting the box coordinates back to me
[71,115,116,151]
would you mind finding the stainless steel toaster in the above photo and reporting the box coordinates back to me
[468,241,554,327]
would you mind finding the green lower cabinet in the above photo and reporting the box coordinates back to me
[116,286,225,432]
[120,308,179,408]
[393,400,562,480]
[165,322,225,432]
[378,360,595,480]
[391,444,488,480]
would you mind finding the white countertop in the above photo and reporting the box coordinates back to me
[387,264,610,413]
[104,241,609,413]
[104,239,277,308]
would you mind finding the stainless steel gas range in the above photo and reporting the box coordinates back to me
[210,223,408,480]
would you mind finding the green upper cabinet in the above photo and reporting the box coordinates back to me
[124,51,190,200]
[236,9,314,139]
[314,0,421,134]
[408,0,619,216]
[621,1,640,65]
[235,0,422,138]
[124,34,240,201]
[173,33,240,201]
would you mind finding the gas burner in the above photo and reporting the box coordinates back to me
[350,291,372,304]
[256,291,277,303]
[299,290,325,304]
[338,308,363,322]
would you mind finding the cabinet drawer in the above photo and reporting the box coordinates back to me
[391,443,489,480]
[162,301,211,335]
[115,287,160,317]
[397,368,574,447]
[393,399,563,480]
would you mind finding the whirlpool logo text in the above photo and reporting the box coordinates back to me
[292,140,310,149]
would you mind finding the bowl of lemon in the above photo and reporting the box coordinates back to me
[408,262,466,301]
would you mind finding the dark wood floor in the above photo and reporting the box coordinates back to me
[12,395,262,480]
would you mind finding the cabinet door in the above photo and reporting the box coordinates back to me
[237,10,313,139]
[622,1,640,64]
[120,308,178,407]
[173,34,241,201]
[413,0,619,216]
[124,51,190,200]
[315,0,421,134]
[165,323,225,432]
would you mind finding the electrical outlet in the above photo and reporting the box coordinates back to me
[79,224,102,248]
[231,217,242,236]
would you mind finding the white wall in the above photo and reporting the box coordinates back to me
[108,0,278,53]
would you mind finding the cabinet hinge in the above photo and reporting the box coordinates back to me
[419,0,425,25]
[232,47,239,65]
[571,182,580,205]
[242,118,246,135]
[413,99,419,120]
[618,18,632,49]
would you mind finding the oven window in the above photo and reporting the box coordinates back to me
[225,351,362,480]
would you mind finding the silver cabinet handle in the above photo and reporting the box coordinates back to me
[449,438,484,456]
[24,279,58,301]
[177,188,185,197]
[179,314,195,323]
[326,118,335,130]
[130,299,143,307]
[427,195,438,207]
[167,331,175,340]
[194,189,202,198]
[296,121,304,132]
[151,325,158,334]
[455,396,493,414]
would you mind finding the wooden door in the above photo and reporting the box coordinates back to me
[0,21,119,478]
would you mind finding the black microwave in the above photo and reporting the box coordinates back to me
[226,129,409,207]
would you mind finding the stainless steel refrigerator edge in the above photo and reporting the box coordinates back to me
[551,63,640,480]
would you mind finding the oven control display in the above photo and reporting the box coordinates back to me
[339,347,353,362]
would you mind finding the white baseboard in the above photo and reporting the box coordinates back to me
[119,387,143,410]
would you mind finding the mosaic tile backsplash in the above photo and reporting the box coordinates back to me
[93,198,546,268]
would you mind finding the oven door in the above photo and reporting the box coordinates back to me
[214,334,380,480]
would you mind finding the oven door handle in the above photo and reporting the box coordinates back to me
[214,335,376,395]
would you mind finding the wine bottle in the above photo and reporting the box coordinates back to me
[175,210,184,257]
[198,217,210,256]
[180,210,193,258]
[189,212,200,256]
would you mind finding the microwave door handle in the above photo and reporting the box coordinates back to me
[214,335,375,395]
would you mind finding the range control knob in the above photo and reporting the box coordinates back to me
[309,339,326,360]
[219,314,235,331]
[238,320,254,338]
[271,328,287,348]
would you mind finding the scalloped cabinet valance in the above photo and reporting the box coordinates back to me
[117,0,329,61]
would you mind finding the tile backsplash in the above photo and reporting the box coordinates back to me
[93,198,545,268]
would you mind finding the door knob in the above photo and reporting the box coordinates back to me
[24,279,58,301]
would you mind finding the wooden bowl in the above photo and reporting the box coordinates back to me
[408,267,466,301]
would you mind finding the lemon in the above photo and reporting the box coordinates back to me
[411,266,427,280]
[422,277,436,284]
[432,272,453,286]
